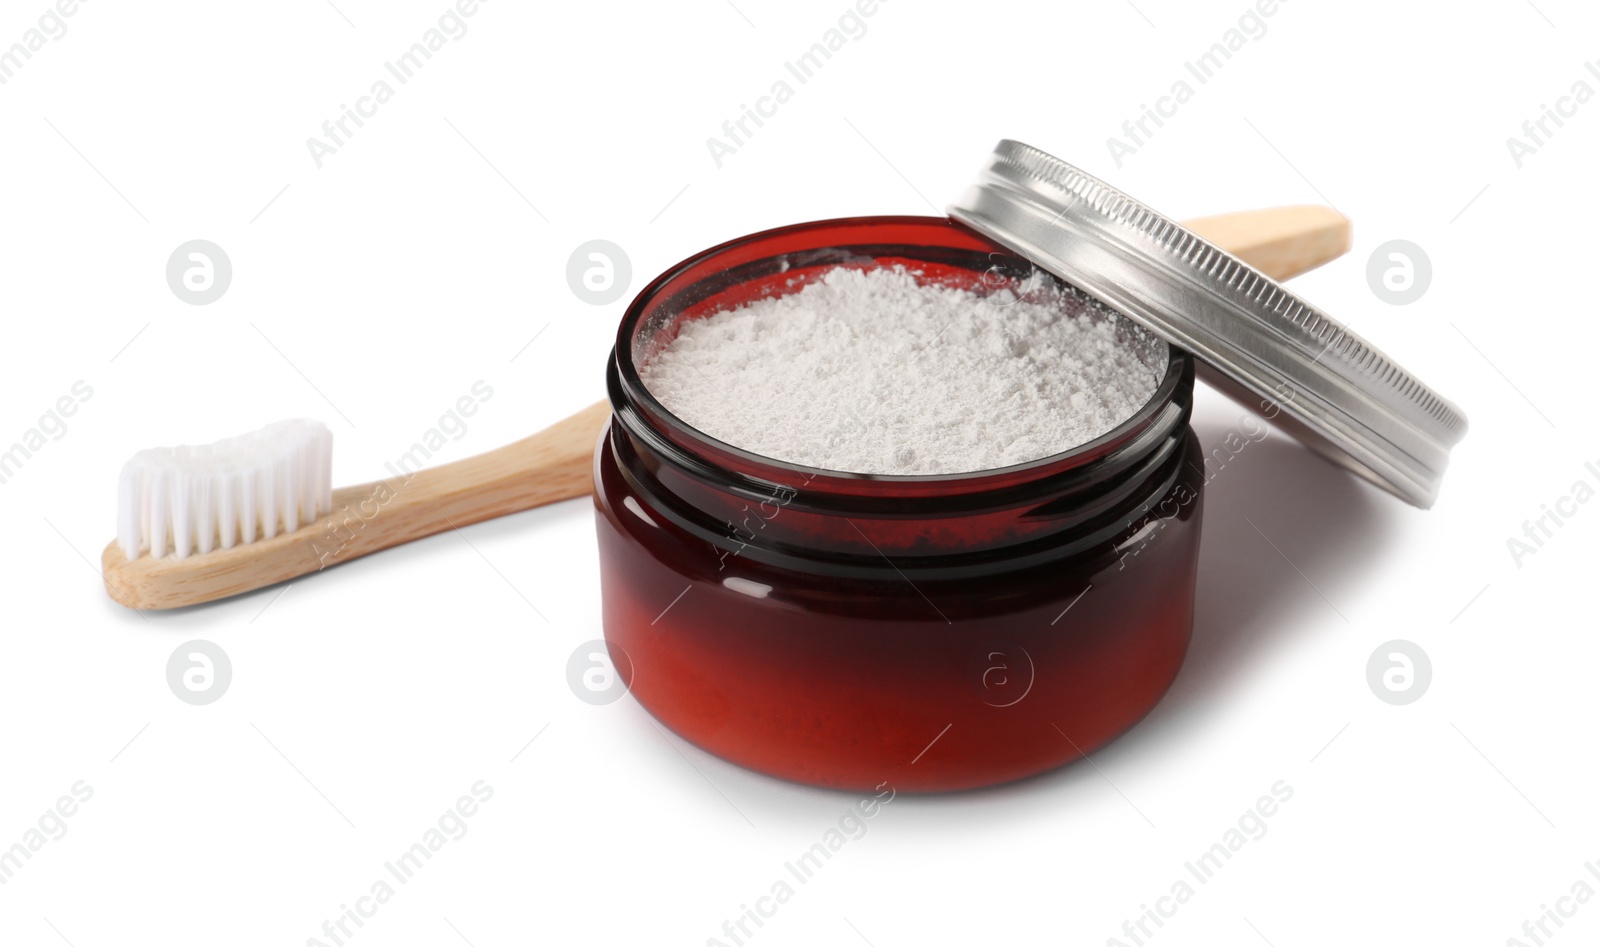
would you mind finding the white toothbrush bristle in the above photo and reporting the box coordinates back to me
[117,420,333,561]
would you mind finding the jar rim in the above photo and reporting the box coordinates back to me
[610,215,1186,497]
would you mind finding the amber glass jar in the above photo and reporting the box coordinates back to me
[594,216,1204,792]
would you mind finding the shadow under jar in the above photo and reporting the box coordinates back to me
[594,216,1204,793]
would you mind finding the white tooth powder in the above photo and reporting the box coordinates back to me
[639,265,1165,475]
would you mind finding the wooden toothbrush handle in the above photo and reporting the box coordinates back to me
[312,397,613,557]
[1184,205,1350,280]
[101,205,1350,610]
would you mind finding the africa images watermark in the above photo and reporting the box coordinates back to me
[309,380,494,569]
[1504,861,1600,947]
[1106,780,1294,947]
[705,0,888,169]
[0,781,94,887]
[305,0,489,168]
[0,380,93,488]
[713,473,817,572]
[1105,0,1290,168]
[706,782,896,947]
[0,0,86,88]
[1115,379,1296,571]
[1505,60,1600,169]
[1504,457,1599,568]
[305,781,494,947]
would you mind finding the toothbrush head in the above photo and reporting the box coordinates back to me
[116,420,333,561]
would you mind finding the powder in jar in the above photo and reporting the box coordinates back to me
[639,265,1165,475]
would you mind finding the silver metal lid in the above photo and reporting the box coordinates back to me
[948,140,1467,508]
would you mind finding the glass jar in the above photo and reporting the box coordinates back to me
[594,216,1204,792]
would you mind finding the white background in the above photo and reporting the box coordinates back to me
[1,0,1595,944]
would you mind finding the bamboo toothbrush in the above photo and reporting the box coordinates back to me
[102,206,1351,610]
